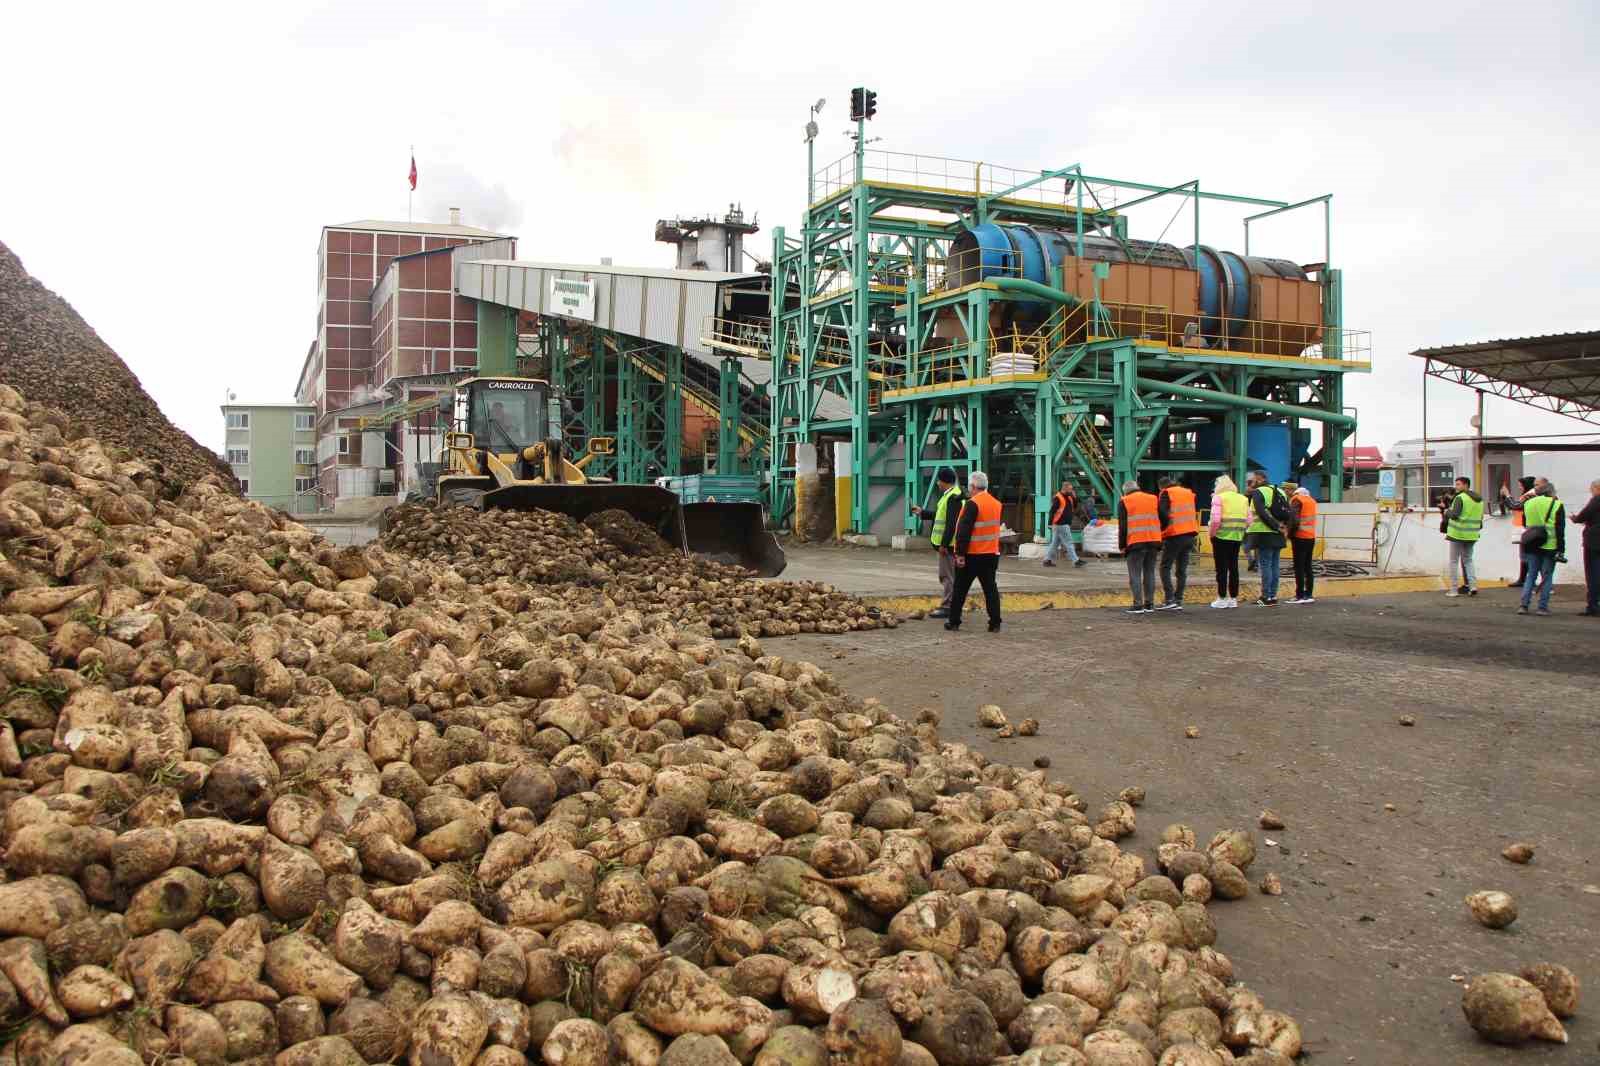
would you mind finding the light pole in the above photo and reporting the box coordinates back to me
[805,98,824,206]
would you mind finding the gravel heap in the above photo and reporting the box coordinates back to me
[0,239,237,497]
[379,503,898,639]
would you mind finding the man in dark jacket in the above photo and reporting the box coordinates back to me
[1042,479,1091,568]
[909,467,963,619]
[1572,478,1600,617]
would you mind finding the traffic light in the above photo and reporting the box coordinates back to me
[850,87,878,121]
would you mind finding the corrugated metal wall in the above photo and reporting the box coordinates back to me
[457,261,735,356]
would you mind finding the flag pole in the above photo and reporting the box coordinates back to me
[408,144,413,222]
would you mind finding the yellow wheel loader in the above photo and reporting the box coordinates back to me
[433,376,785,576]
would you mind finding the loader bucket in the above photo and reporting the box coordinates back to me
[682,501,788,577]
[480,483,688,549]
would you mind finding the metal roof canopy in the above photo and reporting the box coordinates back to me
[1413,331,1600,425]
[457,259,767,356]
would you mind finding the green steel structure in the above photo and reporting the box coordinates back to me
[762,116,1369,538]
[529,316,768,484]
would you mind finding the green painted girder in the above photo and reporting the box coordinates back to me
[1074,174,1288,208]
[1139,459,1228,471]
[1139,348,1368,376]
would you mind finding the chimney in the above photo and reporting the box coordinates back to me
[448,207,461,226]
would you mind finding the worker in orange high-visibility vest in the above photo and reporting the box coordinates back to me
[1155,476,1199,610]
[1287,485,1320,604]
[1118,479,1163,614]
[946,470,1004,632]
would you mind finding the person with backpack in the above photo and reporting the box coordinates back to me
[1518,483,1566,616]
[1244,470,1288,605]
[1443,475,1483,597]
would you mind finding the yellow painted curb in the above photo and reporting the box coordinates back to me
[864,574,1443,614]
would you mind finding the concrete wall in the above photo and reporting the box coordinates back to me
[1376,510,1582,586]
[833,441,907,541]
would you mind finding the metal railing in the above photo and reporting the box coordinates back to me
[1088,303,1372,364]
[882,333,1051,394]
[701,317,772,356]
[923,252,1023,296]
[811,150,1116,209]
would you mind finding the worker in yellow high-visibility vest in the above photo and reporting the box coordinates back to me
[1518,483,1566,616]
[1443,475,1484,598]
[909,467,963,619]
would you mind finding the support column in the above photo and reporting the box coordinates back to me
[718,356,742,475]
[1033,387,1055,540]
[1321,372,1346,501]
[1228,368,1251,486]
[616,345,641,483]
[1321,266,1346,501]
[1112,344,1137,491]
[664,346,683,477]
[768,225,787,519]
[902,404,925,533]
[849,182,871,533]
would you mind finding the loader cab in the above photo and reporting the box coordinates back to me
[454,377,558,455]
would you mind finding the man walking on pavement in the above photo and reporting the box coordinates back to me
[1286,484,1319,604]
[909,467,963,619]
[1043,479,1091,568]
[1244,470,1287,605]
[1443,475,1483,597]
[945,470,1004,633]
[1518,482,1566,616]
[1156,476,1198,610]
[1119,479,1162,614]
[1571,478,1600,617]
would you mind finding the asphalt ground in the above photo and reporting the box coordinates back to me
[772,587,1600,1064]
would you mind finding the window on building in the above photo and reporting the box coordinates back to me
[226,412,250,430]
[238,479,250,494]
[226,447,249,465]
[294,447,315,465]
[295,412,314,431]
[294,476,316,494]
[337,435,351,455]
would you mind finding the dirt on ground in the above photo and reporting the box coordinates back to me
[775,586,1600,1064]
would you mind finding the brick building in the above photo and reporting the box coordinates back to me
[294,214,516,505]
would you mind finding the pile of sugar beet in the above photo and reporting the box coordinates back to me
[0,379,1315,1066]
[0,365,1587,1066]
[378,504,898,640]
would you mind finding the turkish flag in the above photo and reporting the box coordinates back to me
[408,154,417,191]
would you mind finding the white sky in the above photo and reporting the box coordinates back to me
[3,0,1597,460]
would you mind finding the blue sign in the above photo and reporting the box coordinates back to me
[1377,469,1397,500]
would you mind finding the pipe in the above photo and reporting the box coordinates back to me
[992,277,1080,306]
[1135,377,1357,428]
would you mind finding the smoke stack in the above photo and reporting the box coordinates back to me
[448,207,461,226]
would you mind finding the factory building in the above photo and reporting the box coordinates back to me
[280,109,1371,538]
[293,213,516,508]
